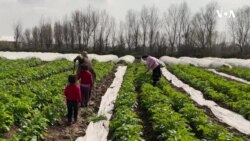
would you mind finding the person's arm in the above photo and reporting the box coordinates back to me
[88,73,93,88]
[77,86,82,103]
[77,72,81,81]
[73,56,80,63]
[90,68,96,81]
[145,58,152,73]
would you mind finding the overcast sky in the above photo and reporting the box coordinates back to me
[0,0,249,37]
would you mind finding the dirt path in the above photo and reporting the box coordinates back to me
[44,71,115,141]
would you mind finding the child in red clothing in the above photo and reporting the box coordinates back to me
[64,75,81,124]
[77,64,93,107]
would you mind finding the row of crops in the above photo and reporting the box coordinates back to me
[218,66,250,81]
[0,58,43,73]
[0,58,115,140]
[1,57,250,140]
[168,64,250,120]
[109,64,246,141]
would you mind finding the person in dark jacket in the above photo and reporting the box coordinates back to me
[64,75,81,125]
[73,51,96,81]
[77,64,93,107]
[142,55,162,86]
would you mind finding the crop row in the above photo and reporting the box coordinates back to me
[218,66,250,81]
[0,59,72,89]
[157,79,244,140]
[0,71,70,140]
[168,64,250,120]
[140,83,199,140]
[0,61,115,140]
[0,58,43,73]
[109,64,143,141]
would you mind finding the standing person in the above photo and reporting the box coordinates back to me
[64,75,81,125]
[73,51,96,81]
[77,64,93,107]
[142,55,162,86]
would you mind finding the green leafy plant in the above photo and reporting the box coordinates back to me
[168,64,250,120]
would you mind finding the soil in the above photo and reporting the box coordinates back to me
[0,126,18,139]
[43,69,115,141]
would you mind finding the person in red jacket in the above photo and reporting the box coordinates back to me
[77,63,93,107]
[64,75,81,125]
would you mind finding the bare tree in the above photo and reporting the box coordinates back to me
[133,12,141,52]
[54,21,63,49]
[32,26,40,48]
[228,6,250,54]
[92,10,100,50]
[39,19,53,49]
[125,10,135,51]
[177,2,191,48]
[69,22,76,49]
[140,6,149,53]
[148,6,160,53]
[62,17,71,49]
[117,22,126,51]
[104,17,115,51]
[82,6,97,50]
[98,10,109,52]
[125,10,141,52]
[72,10,83,50]
[110,22,117,48]
[191,2,218,49]
[164,5,179,54]
[164,2,191,54]
[24,29,31,47]
[14,22,22,49]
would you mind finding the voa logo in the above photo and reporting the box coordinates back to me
[217,10,236,18]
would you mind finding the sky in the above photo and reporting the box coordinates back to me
[0,0,249,39]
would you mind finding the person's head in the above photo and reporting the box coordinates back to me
[68,75,76,84]
[81,63,89,71]
[142,55,148,61]
[81,51,88,58]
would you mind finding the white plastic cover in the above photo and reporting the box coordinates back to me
[117,55,135,63]
[208,69,250,84]
[0,51,119,62]
[76,66,127,141]
[160,56,250,68]
[161,68,250,135]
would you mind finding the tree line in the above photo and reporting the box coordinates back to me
[8,2,250,58]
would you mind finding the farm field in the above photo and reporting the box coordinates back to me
[0,55,250,141]
[0,58,115,140]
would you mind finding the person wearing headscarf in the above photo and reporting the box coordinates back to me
[73,51,96,80]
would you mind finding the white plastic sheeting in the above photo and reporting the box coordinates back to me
[208,69,250,84]
[117,55,135,63]
[160,56,250,68]
[89,54,119,63]
[161,68,250,135]
[76,66,127,141]
[160,56,225,68]
[0,51,119,62]
[206,57,250,69]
